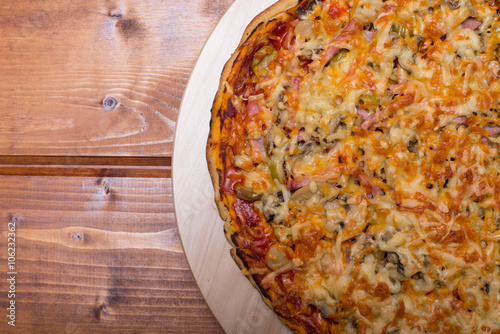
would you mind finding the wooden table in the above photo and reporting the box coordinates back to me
[0,0,236,332]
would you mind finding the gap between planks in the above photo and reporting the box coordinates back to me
[0,156,171,178]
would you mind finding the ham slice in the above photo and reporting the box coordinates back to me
[356,107,370,119]
[324,46,340,62]
[250,138,265,153]
[309,46,339,70]
[367,186,385,199]
[250,138,267,162]
[247,100,261,116]
[485,125,500,136]
[361,112,378,129]
[334,20,359,42]
[288,177,310,191]
[298,129,307,141]
[461,18,481,30]
[363,29,374,43]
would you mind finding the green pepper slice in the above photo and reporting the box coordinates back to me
[391,23,406,38]
[331,48,350,64]
[252,45,278,77]
[269,161,279,181]
[360,93,380,106]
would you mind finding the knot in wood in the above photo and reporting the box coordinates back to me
[103,97,117,109]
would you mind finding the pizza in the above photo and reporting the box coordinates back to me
[206,0,500,332]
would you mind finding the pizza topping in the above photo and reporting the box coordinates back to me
[329,48,348,63]
[246,99,262,116]
[294,19,316,39]
[461,17,482,30]
[210,0,500,332]
[287,176,310,190]
[445,0,460,10]
[222,165,243,195]
[485,124,500,136]
[235,185,263,202]
[390,22,413,39]
[295,0,317,19]
[327,1,348,20]
[252,45,278,77]
[265,243,293,271]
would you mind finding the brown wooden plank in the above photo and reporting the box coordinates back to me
[0,176,223,333]
[0,165,170,178]
[0,0,235,157]
[0,156,171,166]
[0,156,171,177]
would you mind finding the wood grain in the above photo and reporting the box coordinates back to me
[0,0,242,332]
[0,176,223,333]
[0,156,170,177]
[0,0,234,157]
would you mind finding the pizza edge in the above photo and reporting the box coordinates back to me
[206,0,299,253]
[206,1,307,333]
[206,0,298,224]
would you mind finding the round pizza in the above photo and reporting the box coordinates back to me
[206,0,500,332]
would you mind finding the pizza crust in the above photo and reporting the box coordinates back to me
[207,0,299,245]
[206,0,304,332]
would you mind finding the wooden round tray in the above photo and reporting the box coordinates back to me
[172,0,290,333]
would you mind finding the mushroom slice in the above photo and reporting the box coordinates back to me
[309,299,337,318]
[290,181,330,202]
[235,185,263,201]
[266,243,292,271]
[444,0,460,10]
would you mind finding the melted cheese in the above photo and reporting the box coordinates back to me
[218,0,500,332]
